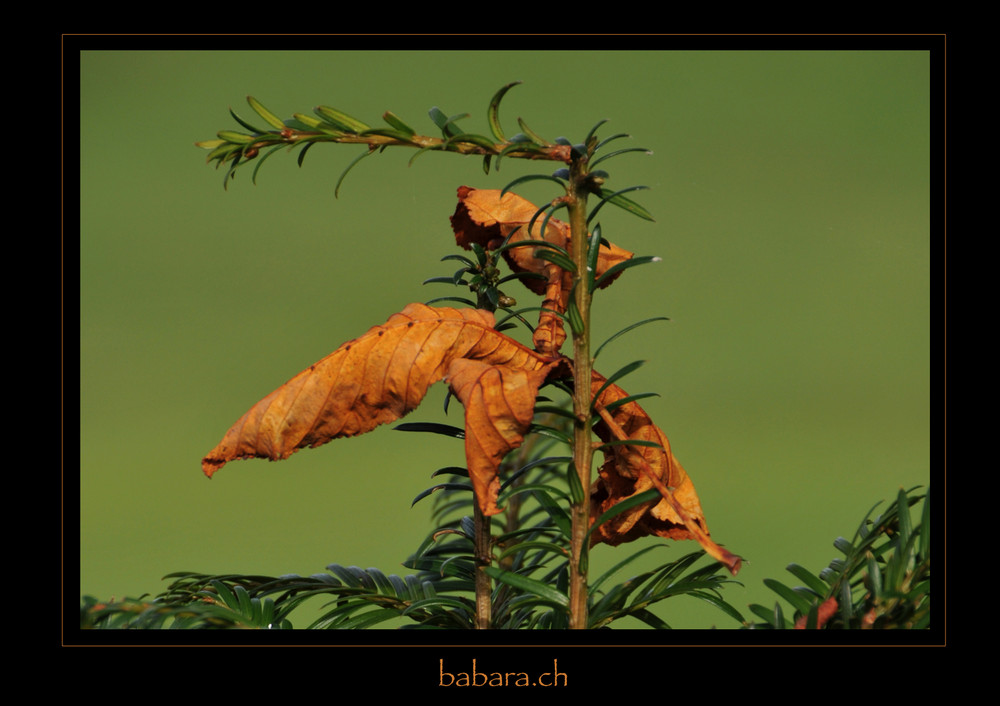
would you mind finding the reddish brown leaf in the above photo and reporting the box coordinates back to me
[202,303,557,485]
[532,268,572,357]
[450,186,633,355]
[794,597,839,629]
[451,186,556,294]
[445,357,560,516]
[589,371,742,575]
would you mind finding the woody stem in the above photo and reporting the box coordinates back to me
[566,158,593,630]
[473,505,492,629]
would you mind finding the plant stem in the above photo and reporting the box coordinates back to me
[472,286,498,630]
[566,157,593,629]
[473,505,492,629]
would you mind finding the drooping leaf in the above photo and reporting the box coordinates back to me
[593,316,670,360]
[334,149,374,198]
[588,370,742,575]
[445,357,560,515]
[202,303,560,506]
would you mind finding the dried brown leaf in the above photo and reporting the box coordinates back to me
[201,303,557,491]
[446,357,560,515]
[450,186,633,355]
[589,371,741,575]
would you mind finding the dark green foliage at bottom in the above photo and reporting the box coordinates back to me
[81,484,928,630]
[747,487,930,630]
[80,427,743,630]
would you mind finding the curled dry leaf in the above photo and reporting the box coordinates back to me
[445,357,561,515]
[202,303,560,518]
[589,371,742,575]
[450,186,632,355]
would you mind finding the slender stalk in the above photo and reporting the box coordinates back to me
[566,157,593,629]
[473,505,492,629]
[471,285,500,630]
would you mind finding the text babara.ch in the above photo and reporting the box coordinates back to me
[438,659,568,688]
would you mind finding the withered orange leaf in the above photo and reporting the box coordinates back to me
[793,596,839,629]
[450,186,633,355]
[450,186,634,292]
[445,357,561,516]
[202,303,558,485]
[532,268,573,357]
[589,371,741,575]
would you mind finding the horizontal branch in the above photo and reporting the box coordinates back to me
[199,127,575,162]
[196,91,578,187]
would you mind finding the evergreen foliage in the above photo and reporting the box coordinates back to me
[80,84,930,632]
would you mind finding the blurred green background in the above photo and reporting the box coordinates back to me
[78,46,931,631]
